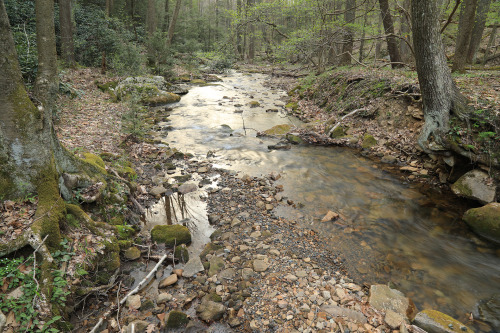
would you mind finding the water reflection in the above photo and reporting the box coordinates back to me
[159,71,500,330]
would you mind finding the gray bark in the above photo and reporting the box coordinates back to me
[399,0,412,63]
[452,0,478,72]
[466,0,492,63]
[147,0,157,38]
[167,0,182,45]
[340,0,356,65]
[379,0,403,68]
[59,0,75,67]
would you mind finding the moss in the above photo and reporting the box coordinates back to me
[206,292,222,302]
[174,174,192,183]
[263,124,292,136]
[173,151,185,159]
[96,81,118,92]
[116,225,135,240]
[178,76,191,82]
[416,309,473,333]
[140,299,155,311]
[191,79,206,85]
[165,163,176,170]
[174,245,189,263]
[118,240,133,250]
[362,134,377,149]
[463,203,500,243]
[9,83,39,130]
[200,242,223,261]
[81,152,107,175]
[329,126,347,139]
[150,225,191,247]
[117,166,137,181]
[98,238,120,272]
[249,101,260,108]
[166,311,189,328]
[285,102,298,110]
[66,214,79,227]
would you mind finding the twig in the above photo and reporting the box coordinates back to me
[116,281,122,333]
[326,108,366,137]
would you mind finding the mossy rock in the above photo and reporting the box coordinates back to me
[151,225,191,247]
[81,152,107,174]
[362,134,377,149]
[209,229,223,241]
[174,244,190,263]
[116,225,135,240]
[263,124,292,136]
[98,238,120,272]
[142,92,181,106]
[124,246,141,260]
[178,76,191,82]
[285,102,298,110]
[165,163,176,170]
[96,81,118,92]
[413,309,473,333]
[191,79,207,85]
[329,126,348,139]
[117,166,137,181]
[208,256,225,277]
[109,215,125,225]
[206,292,222,303]
[118,240,132,250]
[174,174,192,183]
[463,203,500,243]
[166,311,189,328]
[249,101,260,108]
[200,242,223,261]
[286,133,304,144]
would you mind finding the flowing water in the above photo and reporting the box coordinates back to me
[153,71,500,330]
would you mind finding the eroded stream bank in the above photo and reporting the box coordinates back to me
[149,71,500,329]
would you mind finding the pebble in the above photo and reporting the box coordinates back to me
[159,274,178,288]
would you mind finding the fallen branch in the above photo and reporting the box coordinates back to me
[326,108,366,137]
[89,251,170,333]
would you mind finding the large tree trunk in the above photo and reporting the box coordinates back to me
[167,0,182,46]
[379,0,403,68]
[466,0,492,64]
[411,0,467,153]
[340,0,356,65]
[59,0,75,67]
[399,0,412,63]
[147,0,156,38]
[452,0,478,72]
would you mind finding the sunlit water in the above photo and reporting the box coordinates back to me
[153,71,500,330]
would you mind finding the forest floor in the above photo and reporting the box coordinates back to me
[1,64,496,332]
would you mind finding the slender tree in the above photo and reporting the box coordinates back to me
[147,0,157,38]
[452,0,478,72]
[59,0,75,67]
[340,0,356,65]
[466,0,492,64]
[379,0,403,68]
[167,0,182,45]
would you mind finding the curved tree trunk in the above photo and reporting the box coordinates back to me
[379,0,403,68]
[452,0,478,72]
[411,0,467,153]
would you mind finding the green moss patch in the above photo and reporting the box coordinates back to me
[81,152,107,175]
[263,124,292,136]
[166,311,189,328]
[151,225,191,247]
[116,225,135,240]
[362,134,377,149]
[174,245,189,263]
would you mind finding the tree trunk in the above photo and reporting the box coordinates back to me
[411,0,467,153]
[147,0,157,38]
[167,0,182,46]
[59,0,75,67]
[378,0,403,68]
[340,0,356,65]
[452,0,478,72]
[106,0,113,17]
[399,0,412,63]
[466,0,492,64]
[236,0,242,58]
[358,0,369,63]
[163,0,170,32]
[483,24,498,64]
[247,0,255,62]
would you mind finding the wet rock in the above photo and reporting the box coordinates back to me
[369,284,418,320]
[197,166,209,173]
[157,292,173,304]
[286,133,304,144]
[174,244,189,263]
[329,126,347,139]
[140,299,154,311]
[475,294,500,331]
[208,214,220,225]
[208,256,225,277]
[178,183,198,194]
[150,224,191,247]
[241,268,255,280]
[228,317,242,327]
[166,310,189,329]
[183,256,205,277]
[253,259,269,272]
[219,268,236,280]
[381,155,397,164]
[149,186,167,197]
[413,309,473,333]
[196,300,225,322]
[143,92,181,106]
[249,101,260,108]
[463,203,500,243]
[123,247,141,260]
[321,305,367,324]
[126,294,141,309]
[321,210,339,222]
[159,274,178,288]
[127,320,149,333]
[268,141,291,150]
[262,124,292,136]
[451,169,496,204]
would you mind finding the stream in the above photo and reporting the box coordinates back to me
[152,71,500,329]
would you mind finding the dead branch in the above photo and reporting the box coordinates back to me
[327,108,366,137]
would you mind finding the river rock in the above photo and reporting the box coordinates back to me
[321,305,367,324]
[385,309,405,329]
[362,134,377,149]
[463,203,500,243]
[159,274,178,288]
[286,133,304,144]
[381,155,397,164]
[127,320,150,333]
[149,186,167,197]
[475,294,500,331]
[253,259,269,272]
[126,294,141,309]
[369,284,418,320]
[150,224,191,247]
[178,183,198,194]
[451,169,496,204]
[166,310,189,329]
[242,268,256,280]
[208,256,225,277]
[413,309,473,333]
[268,141,291,150]
[157,293,173,304]
[196,300,225,322]
[219,268,236,280]
[182,255,205,277]
[321,210,339,222]
[124,247,141,260]
[262,124,292,136]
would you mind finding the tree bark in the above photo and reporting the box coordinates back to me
[147,0,156,38]
[247,0,255,62]
[163,0,170,32]
[482,24,498,64]
[452,0,478,72]
[466,0,492,63]
[399,0,412,63]
[59,0,75,67]
[167,0,182,46]
[379,0,403,68]
[340,0,356,65]
[411,0,467,153]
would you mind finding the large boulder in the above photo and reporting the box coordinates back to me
[115,76,182,105]
[369,285,418,320]
[463,203,500,243]
[451,169,496,204]
[413,309,473,333]
[150,225,191,247]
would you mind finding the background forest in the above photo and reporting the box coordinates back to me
[5,0,500,85]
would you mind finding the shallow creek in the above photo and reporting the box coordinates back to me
[150,71,499,328]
